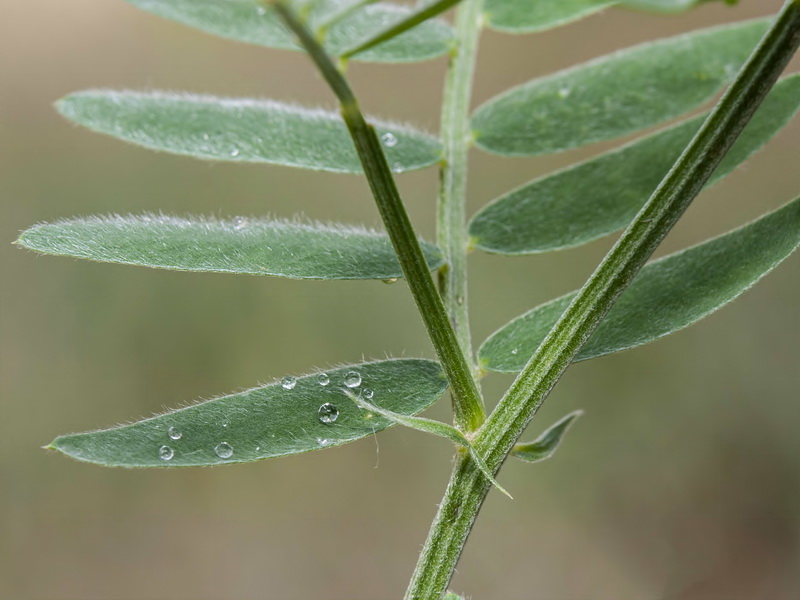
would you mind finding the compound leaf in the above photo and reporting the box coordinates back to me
[512,411,583,463]
[469,75,800,254]
[48,359,448,467]
[471,18,768,156]
[16,214,444,280]
[57,90,441,174]
[484,0,618,34]
[124,0,453,63]
[479,197,800,372]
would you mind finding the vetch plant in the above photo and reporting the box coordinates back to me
[15,0,800,597]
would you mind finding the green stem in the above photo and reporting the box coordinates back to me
[269,0,485,432]
[340,0,462,60]
[405,2,800,597]
[315,0,375,35]
[437,0,484,378]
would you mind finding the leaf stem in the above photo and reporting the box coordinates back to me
[341,0,462,60]
[268,0,486,432]
[437,0,484,378]
[405,1,800,597]
[315,0,376,33]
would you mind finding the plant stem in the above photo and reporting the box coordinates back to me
[341,0,462,60]
[405,2,800,597]
[315,0,375,33]
[437,0,484,379]
[269,0,486,432]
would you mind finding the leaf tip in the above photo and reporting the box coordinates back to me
[53,95,71,116]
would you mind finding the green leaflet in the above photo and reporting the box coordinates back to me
[471,18,768,156]
[623,0,738,14]
[483,0,736,34]
[15,215,444,280]
[49,359,448,467]
[479,197,800,373]
[469,75,800,255]
[124,0,453,63]
[512,411,582,463]
[57,91,442,174]
[484,0,618,34]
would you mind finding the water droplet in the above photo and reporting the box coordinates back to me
[362,388,374,400]
[318,403,339,424]
[511,348,518,355]
[344,371,362,388]
[557,86,571,98]
[382,278,399,284]
[222,421,229,428]
[229,147,240,157]
[317,437,333,447]
[456,295,464,306]
[202,133,210,141]
[281,376,297,390]
[215,442,234,459]
[159,445,174,461]
[232,216,247,231]
[317,372,330,386]
[168,426,182,440]
[391,163,404,174]
[380,132,398,148]
[256,6,266,16]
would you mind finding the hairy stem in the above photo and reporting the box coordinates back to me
[405,2,800,597]
[437,0,484,380]
[269,0,486,431]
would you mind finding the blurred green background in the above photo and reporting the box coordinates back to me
[1,1,798,598]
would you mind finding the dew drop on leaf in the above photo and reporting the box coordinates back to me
[281,376,297,390]
[382,278,399,284]
[557,86,571,98]
[168,426,182,440]
[318,403,339,424]
[380,132,398,148]
[232,216,247,231]
[317,372,330,386]
[215,442,234,459]
[159,445,174,461]
[344,371,362,388]
[229,147,240,157]
[317,437,333,447]
[362,388,374,400]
